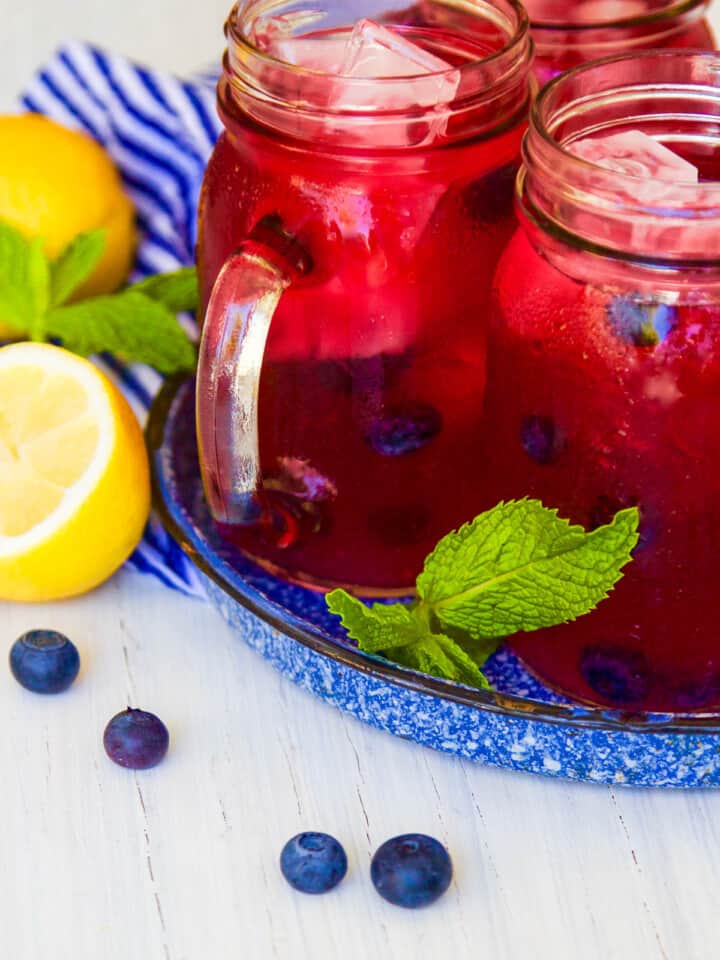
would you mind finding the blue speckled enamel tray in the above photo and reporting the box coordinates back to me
[148,378,720,789]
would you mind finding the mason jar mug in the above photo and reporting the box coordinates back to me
[196,0,533,594]
[483,51,720,711]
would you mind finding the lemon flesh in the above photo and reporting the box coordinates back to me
[0,342,150,601]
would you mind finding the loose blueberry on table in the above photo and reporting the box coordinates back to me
[370,834,452,909]
[103,708,170,770]
[280,832,348,895]
[9,629,80,694]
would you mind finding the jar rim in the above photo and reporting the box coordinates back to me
[225,0,531,86]
[221,0,533,149]
[528,0,707,33]
[520,50,720,277]
[531,48,720,199]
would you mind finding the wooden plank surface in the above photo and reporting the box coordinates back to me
[2,572,720,960]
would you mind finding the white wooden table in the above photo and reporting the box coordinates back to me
[3,4,720,959]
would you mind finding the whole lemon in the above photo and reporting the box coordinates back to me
[0,114,136,335]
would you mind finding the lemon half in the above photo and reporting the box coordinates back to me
[0,342,150,601]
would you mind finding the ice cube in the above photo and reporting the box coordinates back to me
[339,19,453,80]
[266,17,454,81]
[564,131,720,256]
[251,9,328,56]
[567,130,698,220]
[272,32,350,74]
[336,19,459,131]
[567,131,698,185]
[263,18,458,143]
[252,10,353,74]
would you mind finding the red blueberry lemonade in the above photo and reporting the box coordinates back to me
[197,1,532,592]
[482,53,720,711]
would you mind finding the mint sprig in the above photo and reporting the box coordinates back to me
[49,228,107,308]
[0,220,197,373]
[43,292,196,373]
[0,222,49,335]
[132,269,199,313]
[327,500,640,689]
[326,595,490,688]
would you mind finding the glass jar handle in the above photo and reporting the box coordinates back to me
[196,215,310,524]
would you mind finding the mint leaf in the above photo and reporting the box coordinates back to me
[132,268,199,313]
[447,631,504,666]
[0,290,23,335]
[327,590,425,654]
[0,219,199,370]
[326,590,489,689]
[27,239,50,332]
[50,230,106,307]
[42,290,196,373]
[326,500,639,690]
[419,500,639,640]
[0,221,50,335]
[390,632,491,690]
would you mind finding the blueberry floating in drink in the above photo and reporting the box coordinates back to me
[9,629,80,694]
[463,162,518,224]
[103,708,170,770]
[366,404,442,457]
[520,414,564,465]
[606,296,677,347]
[280,832,348,895]
[370,834,452,909]
[580,646,652,704]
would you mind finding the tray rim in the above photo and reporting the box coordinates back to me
[147,375,720,738]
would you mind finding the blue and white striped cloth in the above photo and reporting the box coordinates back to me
[21,42,225,598]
